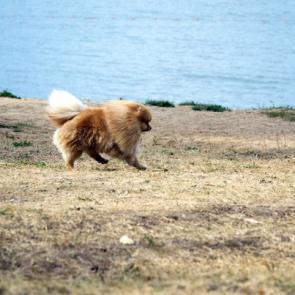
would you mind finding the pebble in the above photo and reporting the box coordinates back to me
[244,218,260,224]
[119,235,135,245]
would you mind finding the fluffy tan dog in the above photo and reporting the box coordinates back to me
[47,90,152,170]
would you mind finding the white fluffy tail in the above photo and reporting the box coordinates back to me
[47,90,87,127]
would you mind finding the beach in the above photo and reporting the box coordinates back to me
[0,97,295,294]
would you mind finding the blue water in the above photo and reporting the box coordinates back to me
[0,0,294,108]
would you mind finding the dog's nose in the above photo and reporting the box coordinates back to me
[143,125,151,132]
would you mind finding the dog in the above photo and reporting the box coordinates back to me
[47,90,152,170]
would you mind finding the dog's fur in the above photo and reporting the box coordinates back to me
[47,90,152,170]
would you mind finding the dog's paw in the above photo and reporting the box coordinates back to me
[137,165,147,170]
[100,158,109,164]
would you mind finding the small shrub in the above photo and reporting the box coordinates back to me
[145,100,175,107]
[0,90,21,99]
[192,103,230,112]
[261,107,295,122]
[13,140,32,147]
[178,101,197,106]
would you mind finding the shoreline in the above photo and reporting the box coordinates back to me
[2,95,295,111]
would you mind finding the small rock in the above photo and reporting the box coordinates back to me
[244,218,260,224]
[119,235,135,245]
[9,197,18,203]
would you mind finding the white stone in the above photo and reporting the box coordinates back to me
[244,218,260,224]
[119,235,135,245]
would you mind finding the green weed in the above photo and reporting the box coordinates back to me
[13,141,32,148]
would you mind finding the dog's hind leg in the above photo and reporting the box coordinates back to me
[53,129,82,170]
[85,149,108,164]
[65,149,82,170]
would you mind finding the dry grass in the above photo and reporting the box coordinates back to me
[0,97,295,295]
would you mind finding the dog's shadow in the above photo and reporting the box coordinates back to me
[91,163,120,172]
[101,167,118,172]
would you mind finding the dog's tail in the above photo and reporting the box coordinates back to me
[47,90,87,127]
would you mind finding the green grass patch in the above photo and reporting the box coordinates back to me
[0,122,34,132]
[15,160,47,168]
[15,160,31,165]
[0,89,21,99]
[145,100,175,107]
[261,107,295,122]
[143,234,164,249]
[192,103,231,112]
[144,234,157,247]
[34,161,47,168]
[13,140,32,148]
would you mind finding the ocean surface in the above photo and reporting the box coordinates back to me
[0,0,294,108]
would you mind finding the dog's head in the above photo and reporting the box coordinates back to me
[106,100,152,133]
[136,105,152,132]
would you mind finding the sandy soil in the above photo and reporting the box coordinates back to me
[0,97,295,295]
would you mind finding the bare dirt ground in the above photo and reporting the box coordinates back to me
[0,97,295,295]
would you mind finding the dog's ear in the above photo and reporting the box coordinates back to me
[137,105,144,114]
